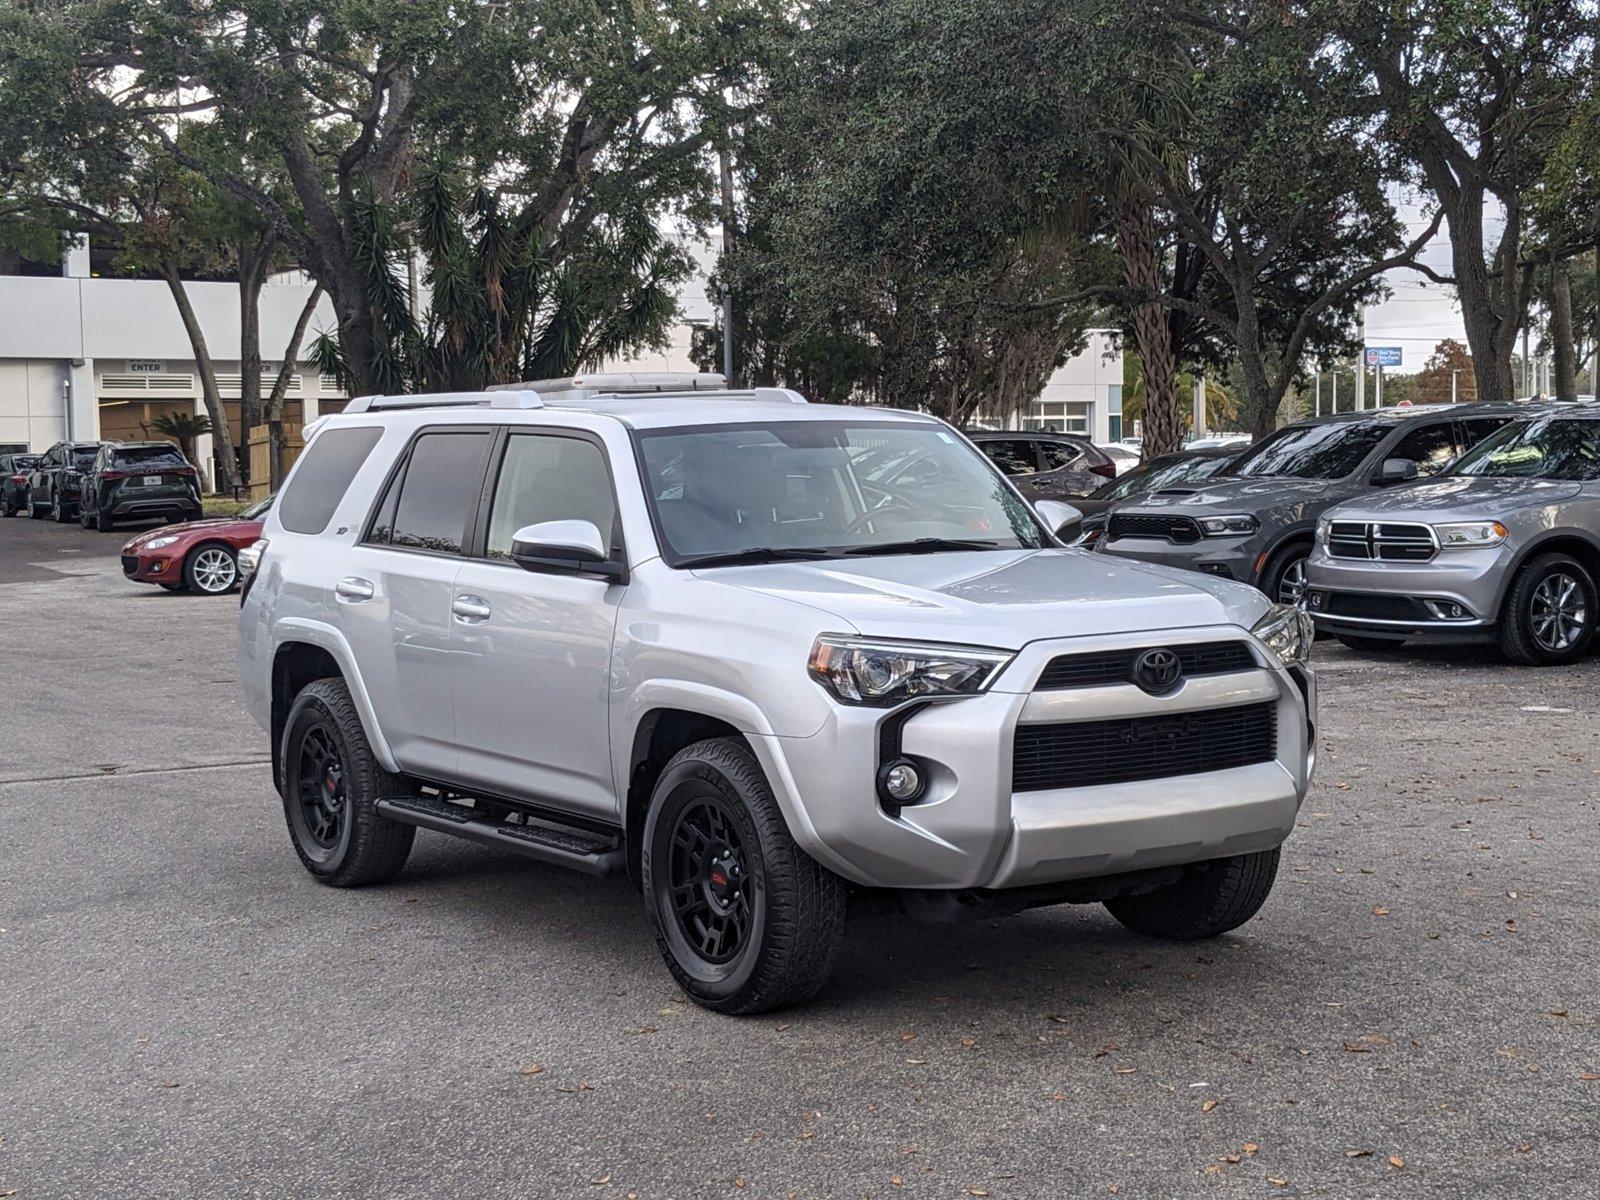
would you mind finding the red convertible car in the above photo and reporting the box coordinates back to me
[120,495,274,595]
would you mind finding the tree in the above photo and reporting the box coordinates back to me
[146,411,213,472]
[22,1,775,395]
[1410,339,1478,405]
[1340,0,1594,403]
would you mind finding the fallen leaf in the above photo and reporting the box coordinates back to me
[1388,1155,1405,1169]
[900,1032,918,1043]
[1343,1043,1373,1053]
[1112,1067,1136,1075]
[1579,1072,1599,1082]
[519,1064,546,1076]
[1202,1098,1222,1113]
[591,1172,612,1186]
[159,1081,180,1088]
[890,1175,904,1187]
[1243,1143,1260,1155]
[1345,1149,1372,1158]
[1372,906,1391,916]
[966,1191,990,1198]
[734,1177,747,1190]
[1268,1177,1288,1187]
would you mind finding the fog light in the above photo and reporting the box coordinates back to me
[879,759,925,804]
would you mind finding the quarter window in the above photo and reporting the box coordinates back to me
[484,434,617,560]
[276,426,384,534]
[980,440,1041,476]
[376,431,492,555]
[1038,441,1085,471]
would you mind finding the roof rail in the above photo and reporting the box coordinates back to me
[487,371,729,397]
[341,390,545,415]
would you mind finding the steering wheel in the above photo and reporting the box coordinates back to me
[843,502,919,536]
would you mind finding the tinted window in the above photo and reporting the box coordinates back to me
[278,426,385,534]
[1452,417,1600,481]
[384,431,491,554]
[1231,422,1390,479]
[113,445,187,468]
[980,440,1040,476]
[1039,441,1085,471]
[484,434,617,560]
[70,446,98,465]
[1459,417,1512,450]
[1385,422,1459,477]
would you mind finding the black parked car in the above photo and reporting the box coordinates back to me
[25,441,102,522]
[78,440,202,531]
[1067,447,1243,546]
[1,452,43,517]
[967,431,1117,501]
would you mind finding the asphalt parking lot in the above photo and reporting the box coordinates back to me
[2,513,1597,1199]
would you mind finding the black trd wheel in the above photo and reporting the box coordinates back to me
[1498,553,1597,666]
[1104,847,1280,941]
[642,737,846,1015]
[1259,543,1310,606]
[280,678,414,886]
[1335,634,1399,652]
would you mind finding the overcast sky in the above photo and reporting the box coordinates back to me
[1361,190,1472,376]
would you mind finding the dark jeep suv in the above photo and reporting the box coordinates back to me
[1098,405,1525,602]
[25,441,102,522]
[968,430,1117,501]
[78,440,202,531]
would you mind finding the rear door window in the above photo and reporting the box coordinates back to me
[1458,416,1513,452]
[278,426,385,534]
[1387,421,1461,478]
[373,431,492,555]
[980,439,1042,476]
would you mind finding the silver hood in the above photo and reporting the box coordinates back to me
[1326,476,1582,520]
[697,548,1272,649]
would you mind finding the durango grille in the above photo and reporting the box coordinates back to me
[1035,641,1257,690]
[1107,513,1203,544]
[1326,521,1436,562]
[1012,702,1278,792]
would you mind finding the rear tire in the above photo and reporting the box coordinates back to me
[1335,634,1398,652]
[1498,553,1597,666]
[642,737,846,1014]
[1104,848,1280,940]
[279,678,415,887]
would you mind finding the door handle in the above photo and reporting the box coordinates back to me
[335,577,375,602]
[452,594,492,623]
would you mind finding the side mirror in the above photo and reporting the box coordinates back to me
[509,520,626,581]
[1034,499,1084,541]
[1374,458,1419,485]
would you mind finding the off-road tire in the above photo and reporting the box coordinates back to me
[642,736,846,1014]
[1104,847,1280,940]
[1497,553,1597,666]
[1335,633,1399,652]
[279,677,415,887]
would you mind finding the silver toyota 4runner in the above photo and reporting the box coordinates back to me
[237,374,1317,1013]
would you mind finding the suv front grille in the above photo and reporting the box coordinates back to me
[1012,702,1278,793]
[1327,521,1436,562]
[1035,641,1256,690]
[1107,513,1202,544]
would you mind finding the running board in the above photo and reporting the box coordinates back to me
[377,793,626,878]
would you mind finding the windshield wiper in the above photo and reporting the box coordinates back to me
[842,537,1007,556]
[676,546,843,569]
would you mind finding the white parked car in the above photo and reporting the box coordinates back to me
[237,373,1317,1013]
[1096,443,1142,475]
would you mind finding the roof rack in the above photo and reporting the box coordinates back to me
[341,390,546,415]
[339,373,807,416]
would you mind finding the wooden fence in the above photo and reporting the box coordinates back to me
[247,424,305,502]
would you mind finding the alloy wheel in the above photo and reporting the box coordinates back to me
[666,796,753,965]
[1276,556,1308,606]
[295,723,348,850]
[1530,571,1588,653]
[191,547,237,593]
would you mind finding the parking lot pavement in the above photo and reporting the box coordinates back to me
[2,514,1597,1199]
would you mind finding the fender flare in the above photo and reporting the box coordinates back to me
[270,617,403,774]
[1253,525,1318,588]
[1489,529,1600,619]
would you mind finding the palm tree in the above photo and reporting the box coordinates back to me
[145,411,213,477]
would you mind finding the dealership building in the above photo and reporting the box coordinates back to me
[0,240,1126,482]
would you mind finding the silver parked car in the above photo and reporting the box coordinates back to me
[237,373,1316,1013]
[1305,407,1600,664]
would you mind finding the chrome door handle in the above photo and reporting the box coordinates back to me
[335,577,375,602]
[452,594,492,623]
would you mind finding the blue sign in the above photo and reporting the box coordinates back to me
[1364,346,1402,368]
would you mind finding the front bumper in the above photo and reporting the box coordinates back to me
[120,550,182,584]
[1304,545,1506,642]
[1098,533,1261,584]
[756,628,1315,891]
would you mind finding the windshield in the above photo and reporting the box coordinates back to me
[636,421,1048,565]
[1229,421,1390,479]
[71,447,98,466]
[240,493,277,520]
[1092,454,1233,501]
[1450,418,1600,481]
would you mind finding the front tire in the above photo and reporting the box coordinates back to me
[642,737,846,1014]
[95,508,115,532]
[51,491,71,523]
[1498,553,1597,666]
[1259,542,1310,606]
[28,495,45,519]
[279,678,415,886]
[184,543,239,594]
[1104,848,1280,940]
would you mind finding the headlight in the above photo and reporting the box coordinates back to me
[1251,603,1314,668]
[238,538,269,578]
[143,535,181,550]
[807,636,1013,706]
[1197,513,1258,537]
[1433,520,1508,548]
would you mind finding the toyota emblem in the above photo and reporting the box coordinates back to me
[1132,647,1183,695]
